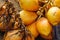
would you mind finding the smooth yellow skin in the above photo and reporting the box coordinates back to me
[19,0,39,11]
[46,7,60,25]
[36,17,52,36]
[41,34,52,39]
[27,22,39,38]
[20,10,38,25]
[54,0,60,7]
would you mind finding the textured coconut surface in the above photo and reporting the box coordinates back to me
[0,0,20,40]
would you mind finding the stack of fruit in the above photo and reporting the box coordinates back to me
[19,0,60,40]
[0,0,60,40]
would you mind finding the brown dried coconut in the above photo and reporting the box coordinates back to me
[0,1,21,31]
